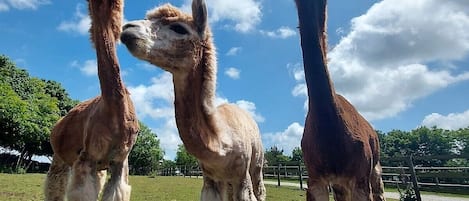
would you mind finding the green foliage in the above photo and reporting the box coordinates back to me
[379,126,468,166]
[0,55,78,171]
[264,146,290,165]
[175,144,198,167]
[291,147,303,162]
[129,122,164,175]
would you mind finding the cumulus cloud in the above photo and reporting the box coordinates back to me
[262,122,304,156]
[57,4,91,35]
[71,60,97,76]
[260,26,297,39]
[128,72,264,159]
[421,110,469,130]
[0,0,50,11]
[224,67,240,79]
[182,0,261,32]
[292,0,469,121]
[234,100,265,123]
[226,47,242,56]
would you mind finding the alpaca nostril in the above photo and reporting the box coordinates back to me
[122,23,138,31]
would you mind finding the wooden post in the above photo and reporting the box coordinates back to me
[407,155,422,201]
[277,163,281,187]
[298,162,303,190]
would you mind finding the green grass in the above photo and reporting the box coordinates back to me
[0,173,309,200]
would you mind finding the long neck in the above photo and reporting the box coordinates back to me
[173,38,219,159]
[89,1,126,101]
[296,0,339,124]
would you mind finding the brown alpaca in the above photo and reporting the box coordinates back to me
[120,0,265,200]
[44,0,139,201]
[294,1,385,201]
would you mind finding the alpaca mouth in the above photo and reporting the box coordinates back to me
[120,31,140,49]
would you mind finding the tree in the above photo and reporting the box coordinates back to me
[0,55,76,172]
[264,146,290,165]
[128,122,164,175]
[175,144,198,167]
[291,147,303,162]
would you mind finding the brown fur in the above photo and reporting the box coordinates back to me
[44,0,139,201]
[120,1,265,200]
[294,1,385,201]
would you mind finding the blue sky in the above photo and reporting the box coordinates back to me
[1,0,468,160]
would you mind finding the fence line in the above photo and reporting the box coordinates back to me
[161,155,469,198]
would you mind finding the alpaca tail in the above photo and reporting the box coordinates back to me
[44,155,70,201]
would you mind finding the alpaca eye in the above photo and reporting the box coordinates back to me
[169,24,189,35]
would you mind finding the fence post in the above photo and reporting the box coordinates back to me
[277,163,281,187]
[298,162,303,190]
[407,155,422,201]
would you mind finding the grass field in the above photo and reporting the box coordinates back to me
[0,173,311,201]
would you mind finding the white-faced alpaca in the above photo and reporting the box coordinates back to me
[44,0,139,201]
[120,0,265,200]
[294,0,385,201]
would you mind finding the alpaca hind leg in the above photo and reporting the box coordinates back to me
[371,162,386,201]
[332,183,352,201]
[200,176,222,201]
[102,159,131,201]
[232,173,257,201]
[96,170,107,198]
[44,155,70,201]
[250,165,266,201]
[351,178,372,201]
[67,155,99,201]
[306,179,329,201]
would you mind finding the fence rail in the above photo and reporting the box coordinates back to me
[161,155,469,199]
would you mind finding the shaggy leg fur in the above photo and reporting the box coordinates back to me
[351,178,372,201]
[332,183,352,201]
[250,165,266,201]
[44,155,70,201]
[102,160,131,201]
[201,176,222,201]
[371,163,386,201]
[96,170,108,197]
[306,180,329,201]
[232,174,257,201]
[67,154,99,201]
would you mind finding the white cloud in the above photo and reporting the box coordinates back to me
[292,0,469,121]
[0,3,8,11]
[262,122,304,157]
[235,100,265,123]
[182,0,262,32]
[224,67,240,79]
[57,4,91,35]
[260,26,297,39]
[128,72,264,159]
[421,110,469,130]
[226,47,241,56]
[71,59,97,76]
[0,0,50,11]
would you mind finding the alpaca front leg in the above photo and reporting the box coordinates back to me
[102,159,131,201]
[200,176,222,201]
[306,179,329,201]
[67,157,99,201]
[44,155,70,201]
[232,174,257,201]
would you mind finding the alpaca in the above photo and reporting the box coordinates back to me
[294,0,385,201]
[120,0,266,200]
[44,0,139,201]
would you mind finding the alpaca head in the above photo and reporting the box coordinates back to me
[121,0,209,73]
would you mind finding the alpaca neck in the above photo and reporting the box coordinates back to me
[297,0,341,127]
[173,41,219,159]
[89,2,126,102]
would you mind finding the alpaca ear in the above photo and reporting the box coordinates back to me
[192,0,207,39]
